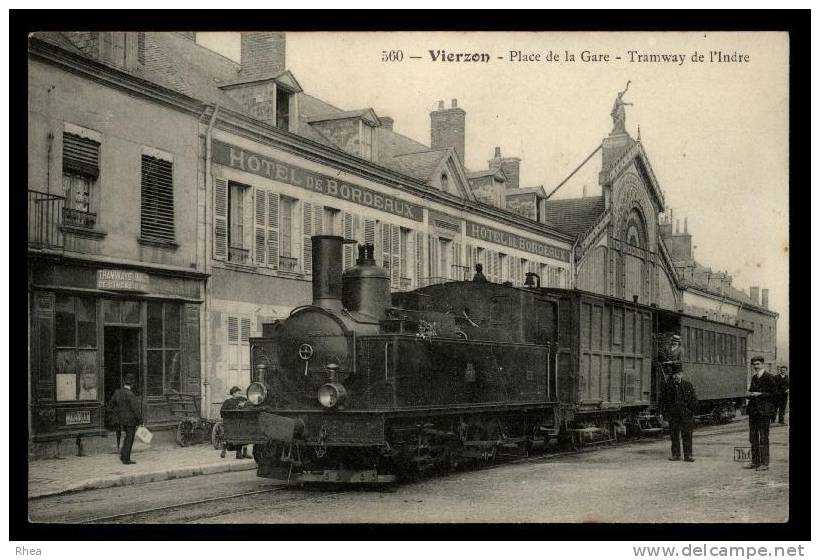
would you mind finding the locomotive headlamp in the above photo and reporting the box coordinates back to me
[246,382,268,405]
[318,382,347,408]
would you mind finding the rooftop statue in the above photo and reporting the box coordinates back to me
[611,80,633,134]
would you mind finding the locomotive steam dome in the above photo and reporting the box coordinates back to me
[342,244,391,321]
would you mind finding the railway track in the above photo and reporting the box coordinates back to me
[74,419,749,523]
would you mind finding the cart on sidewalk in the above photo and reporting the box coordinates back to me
[165,390,222,448]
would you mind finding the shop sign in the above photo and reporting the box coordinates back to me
[466,220,571,262]
[97,269,149,292]
[212,139,424,222]
[65,410,92,425]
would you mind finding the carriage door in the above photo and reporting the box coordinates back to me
[534,298,558,401]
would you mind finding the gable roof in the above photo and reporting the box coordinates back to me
[508,186,547,197]
[307,108,380,127]
[467,168,506,180]
[543,196,606,238]
[384,150,448,182]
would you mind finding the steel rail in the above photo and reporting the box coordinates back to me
[78,485,288,524]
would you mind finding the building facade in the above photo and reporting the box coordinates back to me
[28,33,208,456]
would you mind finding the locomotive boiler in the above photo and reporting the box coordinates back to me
[220,235,750,484]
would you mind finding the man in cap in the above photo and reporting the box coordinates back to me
[110,374,142,465]
[774,365,789,425]
[746,356,778,470]
[659,355,698,462]
[659,334,683,376]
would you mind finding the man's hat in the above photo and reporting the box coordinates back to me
[671,334,681,342]
[123,374,136,385]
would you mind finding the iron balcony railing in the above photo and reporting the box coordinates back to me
[228,246,251,265]
[62,207,97,229]
[28,190,65,249]
[278,255,299,272]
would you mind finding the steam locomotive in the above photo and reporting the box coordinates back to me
[221,235,750,484]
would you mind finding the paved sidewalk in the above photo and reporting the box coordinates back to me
[29,442,257,499]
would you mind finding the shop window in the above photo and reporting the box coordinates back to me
[54,295,98,401]
[146,302,181,397]
[62,132,100,229]
[140,154,175,243]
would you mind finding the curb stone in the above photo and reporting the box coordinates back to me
[29,460,257,500]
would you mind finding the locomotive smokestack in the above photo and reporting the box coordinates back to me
[312,235,345,311]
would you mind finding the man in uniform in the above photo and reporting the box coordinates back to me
[746,357,778,471]
[774,366,790,425]
[110,374,142,465]
[660,365,698,462]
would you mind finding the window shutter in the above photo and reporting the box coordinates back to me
[428,234,437,279]
[390,225,400,286]
[240,318,250,344]
[373,222,382,265]
[314,205,324,236]
[63,133,100,176]
[213,177,228,260]
[380,222,390,272]
[453,242,462,280]
[415,231,423,288]
[406,230,415,287]
[254,188,267,265]
[302,201,313,273]
[227,316,239,345]
[141,155,175,242]
[494,252,500,283]
[343,212,354,270]
[267,191,279,269]
[364,219,375,246]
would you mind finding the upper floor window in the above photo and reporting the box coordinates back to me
[359,122,375,160]
[140,153,175,243]
[440,173,449,192]
[323,207,341,236]
[276,88,292,131]
[62,132,100,229]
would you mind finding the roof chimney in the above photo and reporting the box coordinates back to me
[749,286,760,305]
[379,116,394,131]
[240,32,286,78]
[431,98,466,163]
[761,288,769,309]
[488,145,522,189]
[684,217,688,234]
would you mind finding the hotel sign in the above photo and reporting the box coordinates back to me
[97,270,150,292]
[212,140,423,222]
[466,221,571,262]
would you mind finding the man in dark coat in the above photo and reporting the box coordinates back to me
[110,374,142,465]
[472,263,488,283]
[746,357,778,470]
[774,366,790,425]
[660,369,698,462]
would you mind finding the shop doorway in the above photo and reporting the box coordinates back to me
[104,327,141,403]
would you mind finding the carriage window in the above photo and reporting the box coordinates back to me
[146,302,181,397]
[682,326,690,361]
[54,295,98,401]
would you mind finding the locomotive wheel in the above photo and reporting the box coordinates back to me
[211,421,225,450]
